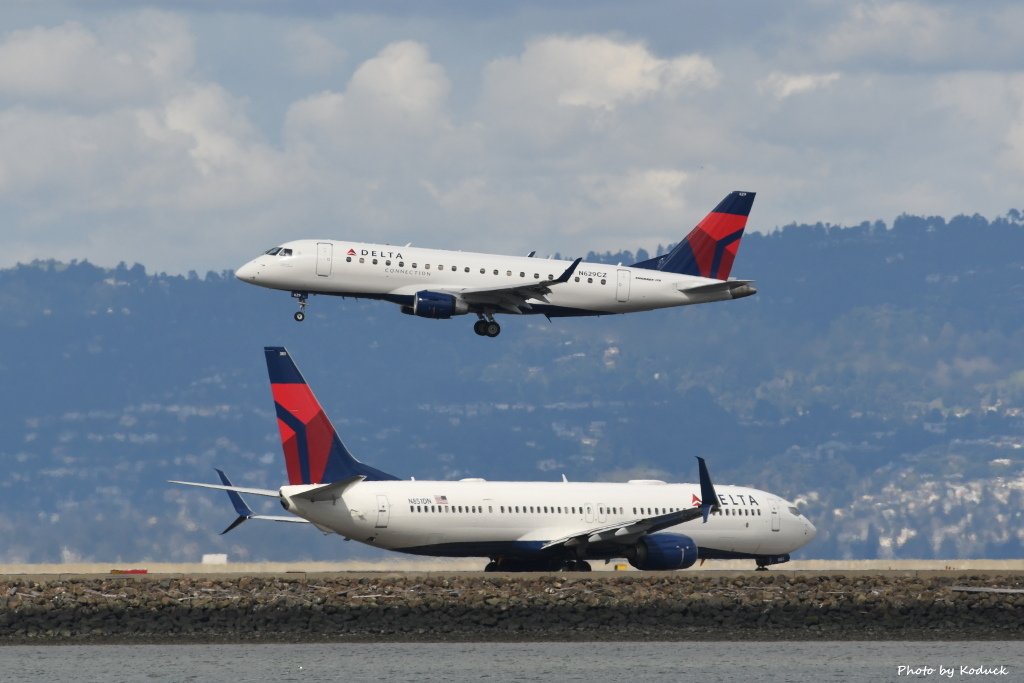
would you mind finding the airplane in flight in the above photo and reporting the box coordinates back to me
[234,191,758,337]
[171,346,816,572]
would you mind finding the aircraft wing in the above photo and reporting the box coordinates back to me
[540,506,706,550]
[435,257,582,314]
[541,456,720,551]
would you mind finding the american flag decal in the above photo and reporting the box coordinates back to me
[435,495,448,504]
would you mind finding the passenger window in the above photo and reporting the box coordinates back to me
[359,257,365,263]
[480,268,485,274]
[534,273,540,279]
[409,506,414,512]
[451,265,456,271]
[373,259,378,265]
[412,263,417,268]
[601,279,606,285]
[425,264,431,270]
[346,256,352,262]
[493,269,499,275]
[574,276,580,282]
[399,261,404,267]
[488,506,493,513]
[506,270,512,276]
[500,506,505,513]
[416,506,421,512]
[519,272,525,277]
[587,277,593,284]
[386,260,391,266]
[465,267,470,272]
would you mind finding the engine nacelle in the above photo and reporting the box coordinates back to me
[402,290,469,319]
[627,533,699,571]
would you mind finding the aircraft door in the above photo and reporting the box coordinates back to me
[375,494,390,528]
[616,269,631,302]
[770,503,780,532]
[316,242,333,277]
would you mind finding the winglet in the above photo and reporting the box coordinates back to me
[216,468,253,535]
[553,257,583,284]
[696,457,718,523]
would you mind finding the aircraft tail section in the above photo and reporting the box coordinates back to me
[632,191,755,280]
[265,346,399,484]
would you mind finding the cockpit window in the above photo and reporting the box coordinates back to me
[279,248,293,257]
[788,506,801,516]
[264,247,281,255]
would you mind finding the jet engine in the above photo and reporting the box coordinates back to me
[627,533,699,571]
[401,290,469,319]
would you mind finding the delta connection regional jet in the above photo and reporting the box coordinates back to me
[171,347,816,572]
[235,191,758,336]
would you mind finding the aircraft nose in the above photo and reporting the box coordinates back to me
[235,260,259,282]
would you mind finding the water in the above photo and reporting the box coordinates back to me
[0,641,1020,682]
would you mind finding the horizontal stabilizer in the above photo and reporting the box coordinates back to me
[293,475,365,502]
[679,279,755,295]
[167,480,279,497]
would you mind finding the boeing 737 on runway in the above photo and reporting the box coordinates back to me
[235,191,757,336]
[171,347,815,571]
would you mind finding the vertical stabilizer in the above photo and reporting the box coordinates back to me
[632,191,755,280]
[265,347,398,484]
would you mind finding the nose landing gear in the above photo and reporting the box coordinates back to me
[292,291,308,322]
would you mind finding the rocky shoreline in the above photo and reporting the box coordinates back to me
[2,571,1022,643]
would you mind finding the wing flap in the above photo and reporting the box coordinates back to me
[435,257,583,310]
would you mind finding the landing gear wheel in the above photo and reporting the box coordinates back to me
[578,561,592,572]
[755,565,768,572]
[484,561,498,572]
[484,321,501,337]
[473,320,487,336]
[291,291,309,322]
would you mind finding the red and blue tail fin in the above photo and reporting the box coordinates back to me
[265,347,399,485]
[632,191,755,280]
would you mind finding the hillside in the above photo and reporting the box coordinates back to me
[1,211,1022,563]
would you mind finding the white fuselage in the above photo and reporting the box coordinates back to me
[278,479,815,560]
[236,240,739,316]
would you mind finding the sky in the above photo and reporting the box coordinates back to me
[2,1,1023,274]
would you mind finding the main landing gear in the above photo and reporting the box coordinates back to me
[483,558,592,572]
[292,291,308,322]
[473,315,501,338]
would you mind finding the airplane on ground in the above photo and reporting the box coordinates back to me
[235,191,758,337]
[171,346,816,572]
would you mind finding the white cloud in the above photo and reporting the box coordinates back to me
[0,11,193,105]
[286,41,451,153]
[480,35,717,145]
[758,72,840,100]
[283,25,347,76]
